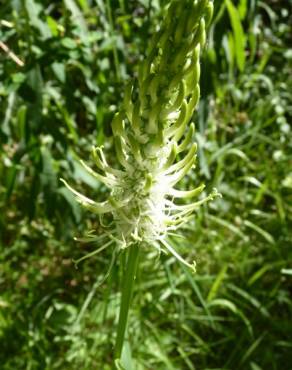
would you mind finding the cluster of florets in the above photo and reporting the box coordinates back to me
[61,0,219,270]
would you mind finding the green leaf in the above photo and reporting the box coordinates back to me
[227,284,270,318]
[238,0,248,19]
[46,16,59,37]
[225,0,246,71]
[5,165,18,200]
[16,105,27,142]
[25,65,43,128]
[207,264,228,302]
[208,298,253,336]
[55,103,78,143]
[24,0,51,39]
[243,220,275,245]
[2,92,15,136]
[40,146,57,192]
[63,0,88,37]
[61,37,77,49]
[250,362,263,370]
[120,340,134,370]
[52,62,66,83]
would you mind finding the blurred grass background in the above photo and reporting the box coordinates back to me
[0,0,292,369]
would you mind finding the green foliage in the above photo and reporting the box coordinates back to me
[0,0,292,369]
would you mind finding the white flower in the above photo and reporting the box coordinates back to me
[61,0,219,270]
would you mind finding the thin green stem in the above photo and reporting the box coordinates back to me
[114,244,140,361]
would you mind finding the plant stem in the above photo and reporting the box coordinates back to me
[114,244,140,361]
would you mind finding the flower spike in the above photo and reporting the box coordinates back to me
[62,0,219,269]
